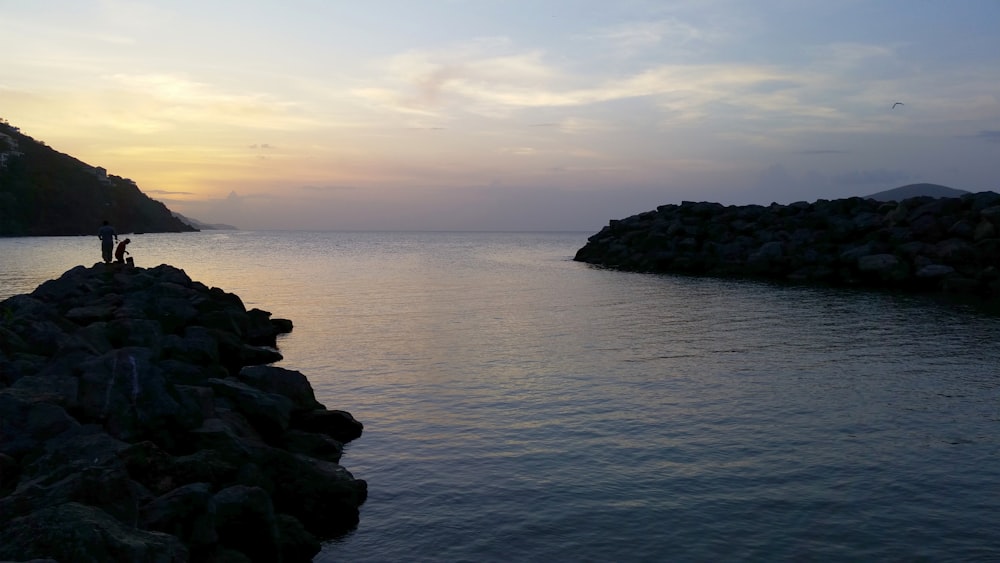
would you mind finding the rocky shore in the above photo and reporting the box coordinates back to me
[0,264,366,562]
[575,191,1000,297]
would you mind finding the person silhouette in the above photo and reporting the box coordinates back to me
[98,220,118,263]
[115,238,131,264]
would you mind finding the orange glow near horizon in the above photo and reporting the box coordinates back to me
[3,2,999,230]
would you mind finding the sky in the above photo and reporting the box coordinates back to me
[2,0,999,231]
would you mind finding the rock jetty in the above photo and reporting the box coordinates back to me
[575,191,1000,297]
[0,264,366,562]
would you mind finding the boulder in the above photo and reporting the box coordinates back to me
[213,485,280,563]
[0,502,188,563]
[281,429,344,463]
[916,264,956,279]
[208,378,294,441]
[238,365,325,412]
[256,447,368,537]
[276,513,322,563]
[291,409,364,443]
[857,254,909,282]
[140,482,218,554]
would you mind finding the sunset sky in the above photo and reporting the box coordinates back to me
[3,1,999,231]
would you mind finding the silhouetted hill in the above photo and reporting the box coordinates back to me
[172,211,238,230]
[866,183,969,201]
[0,120,196,236]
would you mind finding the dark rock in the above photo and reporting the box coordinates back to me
[208,379,294,441]
[239,365,325,412]
[169,449,243,490]
[240,344,284,368]
[213,485,280,563]
[857,254,910,282]
[916,264,955,279]
[0,502,188,563]
[75,348,201,445]
[211,329,283,375]
[291,409,364,443]
[118,440,178,495]
[281,429,344,463]
[65,303,116,324]
[257,447,367,537]
[185,416,260,460]
[6,427,143,527]
[141,482,218,554]
[0,392,78,459]
[246,308,278,346]
[276,513,322,563]
[0,451,19,494]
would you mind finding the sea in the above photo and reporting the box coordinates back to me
[2,230,999,562]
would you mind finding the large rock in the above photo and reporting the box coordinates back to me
[238,365,325,412]
[140,482,218,553]
[213,485,280,563]
[0,502,188,563]
[857,253,910,282]
[291,409,364,443]
[208,378,294,441]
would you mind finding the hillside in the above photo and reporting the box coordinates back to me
[866,183,969,201]
[0,120,196,236]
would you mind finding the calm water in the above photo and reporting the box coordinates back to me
[2,231,999,562]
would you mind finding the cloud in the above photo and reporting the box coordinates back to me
[91,73,311,133]
[972,130,1000,143]
[499,147,537,156]
[795,149,849,155]
[591,18,712,57]
[360,41,810,123]
[814,42,896,68]
[145,188,196,196]
[359,39,921,135]
[296,184,358,193]
[832,169,912,186]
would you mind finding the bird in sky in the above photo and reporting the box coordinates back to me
[892,102,904,109]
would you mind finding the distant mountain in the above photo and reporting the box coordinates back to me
[865,183,970,202]
[175,214,238,230]
[0,120,197,236]
[172,211,238,231]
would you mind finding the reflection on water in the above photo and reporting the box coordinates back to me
[3,232,1000,562]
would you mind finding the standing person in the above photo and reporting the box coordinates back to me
[98,220,118,263]
[115,238,131,263]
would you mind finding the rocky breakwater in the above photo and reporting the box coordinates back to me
[575,192,1000,297]
[0,264,366,563]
